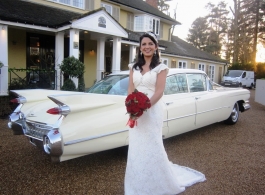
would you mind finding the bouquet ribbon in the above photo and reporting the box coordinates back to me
[126,118,137,128]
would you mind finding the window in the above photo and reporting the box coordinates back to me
[127,13,134,30]
[134,15,160,34]
[208,65,215,82]
[101,3,112,14]
[101,3,120,21]
[178,61,187,69]
[85,0,94,11]
[51,0,84,9]
[198,63,205,71]
[187,74,207,92]
[161,58,168,66]
[164,74,188,95]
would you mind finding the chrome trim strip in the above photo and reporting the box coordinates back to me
[64,129,129,146]
[196,106,224,115]
[165,106,229,122]
[165,113,196,122]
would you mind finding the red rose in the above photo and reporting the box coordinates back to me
[125,89,151,128]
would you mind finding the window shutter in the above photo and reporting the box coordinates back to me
[112,6,120,22]
[159,23,163,39]
[85,0,94,11]
[127,13,134,30]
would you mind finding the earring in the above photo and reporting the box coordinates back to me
[140,51,142,56]
[154,51,156,56]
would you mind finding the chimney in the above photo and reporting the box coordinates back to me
[146,0,158,9]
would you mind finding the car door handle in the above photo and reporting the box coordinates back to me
[166,102,173,105]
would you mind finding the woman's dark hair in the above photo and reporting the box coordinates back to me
[133,32,160,72]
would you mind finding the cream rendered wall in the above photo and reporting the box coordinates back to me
[163,55,224,83]
[119,10,127,27]
[8,28,27,82]
[94,0,101,9]
[84,35,97,88]
[161,22,170,41]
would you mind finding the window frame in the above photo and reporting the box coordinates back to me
[208,65,215,82]
[101,2,112,15]
[161,58,168,66]
[50,0,84,9]
[178,61,187,69]
[198,63,205,71]
[134,14,160,34]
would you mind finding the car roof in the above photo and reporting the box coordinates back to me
[112,68,206,76]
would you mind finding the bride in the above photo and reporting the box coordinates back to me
[124,31,206,195]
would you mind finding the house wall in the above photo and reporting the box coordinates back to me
[161,22,170,41]
[84,35,97,88]
[8,28,27,82]
[119,10,127,27]
[163,55,224,84]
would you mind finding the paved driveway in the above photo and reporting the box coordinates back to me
[0,90,264,195]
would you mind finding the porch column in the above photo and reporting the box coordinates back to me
[55,31,64,90]
[96,38,105,81]
[69,29,79,87]
[112,36,121,73]
[0,25,8,96]
[129,45,137,63]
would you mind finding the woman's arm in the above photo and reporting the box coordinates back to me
[150,69,167,106]
[127,68,135,94]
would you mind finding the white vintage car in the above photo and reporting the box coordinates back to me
[8,69,250,162]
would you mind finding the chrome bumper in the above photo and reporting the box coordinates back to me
[243,102,251,112]
[8,110,63,162]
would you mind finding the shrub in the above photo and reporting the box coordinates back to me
[61,79,76,91]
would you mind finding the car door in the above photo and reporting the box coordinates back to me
[186,73,224,128]
[241,71,247,86]
[162,74,196,138]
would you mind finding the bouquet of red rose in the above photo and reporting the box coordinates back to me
[125,89,151,128]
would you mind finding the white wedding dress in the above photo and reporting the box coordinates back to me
[124,64,206,195]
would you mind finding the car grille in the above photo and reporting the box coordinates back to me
[25,122,53,140]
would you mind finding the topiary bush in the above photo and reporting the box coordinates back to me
[59,56,85,91]
[61,79,76,91]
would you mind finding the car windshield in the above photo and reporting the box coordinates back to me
[225,70,243,77]
[87,75,129,96]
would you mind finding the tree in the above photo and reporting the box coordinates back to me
[157,0,172,12]
[204,1,229,56]
[187,17,209,50]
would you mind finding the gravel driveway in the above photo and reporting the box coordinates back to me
[0,90,264,195]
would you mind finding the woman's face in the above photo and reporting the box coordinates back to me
[140,37,157,57]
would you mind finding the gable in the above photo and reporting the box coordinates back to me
[71,9,127,38]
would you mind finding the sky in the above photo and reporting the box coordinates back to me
[165,0,265,62]
[166,0,233,40]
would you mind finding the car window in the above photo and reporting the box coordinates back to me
[164,74,188,95]
[187,74,207,92]
[87,75,129,95]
